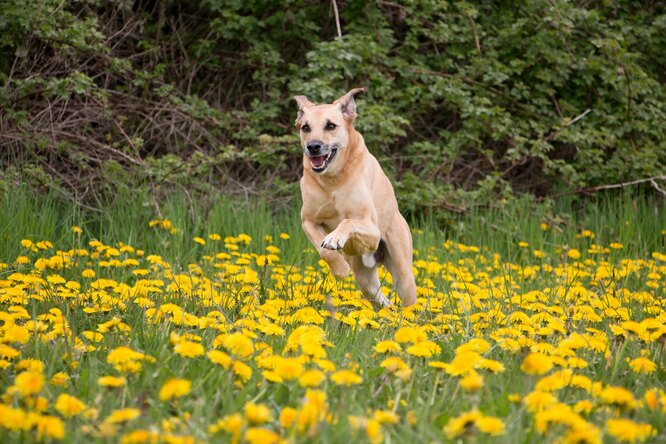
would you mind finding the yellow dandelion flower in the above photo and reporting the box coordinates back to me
[207,350,233,369]
[365,418,383,444]
[299,369,326,387]
[567,249,581,260]
[36,415,65,440]
[50,372,70,387]
[606,418,655,443]
[628,356,657,374]
[374,340,401,354]
[0,405,28,431]
[16,255,31,264]
[0,344,20,360]
[273,357,304,381]
[573,400,595,414]
[223,332,254,358]
[406,340,441,358]
[209,413,245,438]
[159,378,191,401]
[280,407,298,428]
[193,237,206,246]
[534,403,585,434]
[331,370,363,386]
[233,361,252,382]
[373,409,399,425]
[14,370,45,397]
[479,358,505,373]
[599,386,638,410]
[444,351,482,376]
[20,239,34,249]
[297,389,328,434]
[396,367,413,382]
[98,376,127,388]
[380,356,408,373]
[82,269,96,278]
[104,408,141,424]
[459,371,484,391]
[174,340,205,358]
[476,415,506,436]
[520,352,554,375]
[121,430,162,443]
[16,358,43,372]
[245,427,281,444]
[523,390,559,412]
[394,326,427,343]
[443,410,482,439]
[54,393,87,418]
[643,388,665,410]
[244,402,273,425]
[238,234,252,244]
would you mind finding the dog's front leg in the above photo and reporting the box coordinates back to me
[302,219,351,278]
[321,219,381,257]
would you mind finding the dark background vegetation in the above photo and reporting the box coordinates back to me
[1,0,665,215]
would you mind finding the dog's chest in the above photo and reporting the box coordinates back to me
[312,191,342,221]
[312,188,367,227]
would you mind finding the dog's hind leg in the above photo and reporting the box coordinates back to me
[349,256,390,308]
[383,213,417,307]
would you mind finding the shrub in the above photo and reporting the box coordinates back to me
[1,0,664,212]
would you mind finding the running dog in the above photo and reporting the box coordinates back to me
[293,88,416,308]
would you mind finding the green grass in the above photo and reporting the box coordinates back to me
[1,186,662,264]
[0,187,664,443]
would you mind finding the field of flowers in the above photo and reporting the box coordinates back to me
[0,213,665,443]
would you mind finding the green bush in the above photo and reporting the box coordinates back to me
[1,0,664,213]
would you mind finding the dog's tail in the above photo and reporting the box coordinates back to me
[362,239,386,268]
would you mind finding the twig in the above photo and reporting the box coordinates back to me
[536,175,666,201]
[331,0,343,39]
[469,17,482,55]
[649,179,666,197]
[544,108,591,142]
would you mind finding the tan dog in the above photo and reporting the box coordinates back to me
[293,88,416,308]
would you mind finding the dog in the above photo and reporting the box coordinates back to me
[293,88,416,308]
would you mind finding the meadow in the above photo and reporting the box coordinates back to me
[0,189,664,443]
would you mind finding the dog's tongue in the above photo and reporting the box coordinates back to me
[310,156,326,168]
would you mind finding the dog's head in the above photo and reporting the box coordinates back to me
[293,88,366,175]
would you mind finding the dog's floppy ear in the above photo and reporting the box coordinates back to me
[293,95,315,126]
[333,87,366,121]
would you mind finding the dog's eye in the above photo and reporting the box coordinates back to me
[325,122,337,131]
[301,124,310,133]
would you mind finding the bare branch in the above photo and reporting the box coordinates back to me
[331,0,343,39]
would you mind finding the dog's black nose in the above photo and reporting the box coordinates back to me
[306,141,323,155]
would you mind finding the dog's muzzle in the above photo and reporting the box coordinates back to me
[305,141,338,173]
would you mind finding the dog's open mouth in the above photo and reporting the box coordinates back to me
[308,148,337,173]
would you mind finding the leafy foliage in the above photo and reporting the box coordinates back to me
[1,0,665,212]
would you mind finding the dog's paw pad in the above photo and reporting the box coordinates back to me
[321,232,348,251]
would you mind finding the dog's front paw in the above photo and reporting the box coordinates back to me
[321,231,349,251]
[372,293,391,309]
